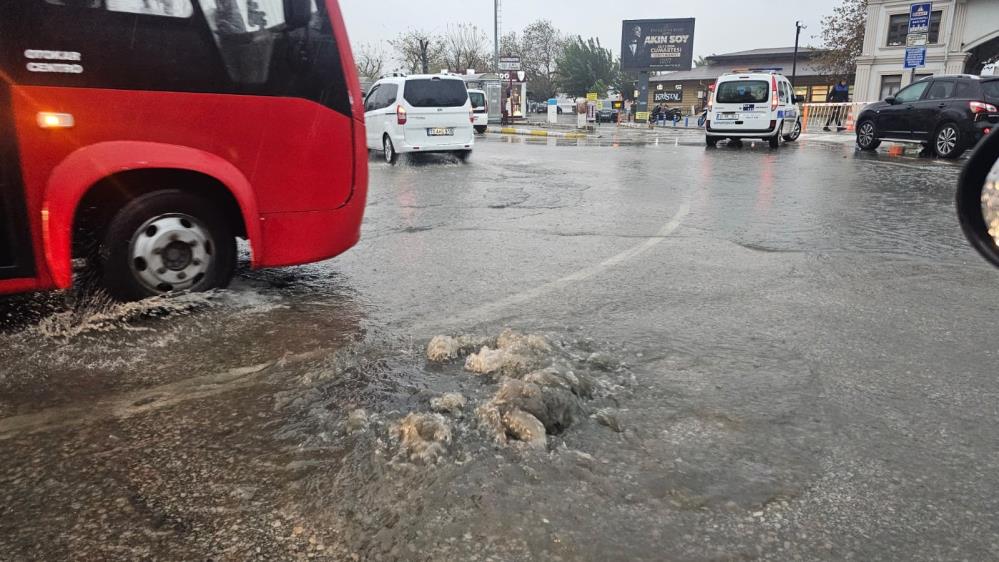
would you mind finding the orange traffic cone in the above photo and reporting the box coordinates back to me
[845,106,856,132]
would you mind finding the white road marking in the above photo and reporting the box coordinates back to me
[418,202,691,330]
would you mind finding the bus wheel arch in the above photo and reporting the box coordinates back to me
[72,170,247,298]
[43,142,262,290]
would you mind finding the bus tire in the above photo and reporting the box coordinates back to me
[100,189,237,301]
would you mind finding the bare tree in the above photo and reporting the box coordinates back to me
[354,42,386,80]
[815,0,868,79]
[440,23,491,74]
[520,20,565,100]
[389,30,444,74]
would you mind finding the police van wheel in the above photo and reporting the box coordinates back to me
[783,119,801,142]
[101,190,237,301]
[768,130,781,149]
[705,135,719,148]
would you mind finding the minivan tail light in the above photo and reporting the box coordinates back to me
[397,105,407,125]
[771,76,779,111]
[470,109,475,124]
[970,101,998,114]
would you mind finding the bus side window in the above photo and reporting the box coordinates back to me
[45,0,195,17]
[198,0,296,85]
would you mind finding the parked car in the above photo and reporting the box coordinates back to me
[596,103,619,123]
[469,88,488,134]
[364,74,475,164]
[856,74,999,159]
[705,71,803,148]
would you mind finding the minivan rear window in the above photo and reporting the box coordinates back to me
[716,80,770,104]
[469,91,486,109]
[404,79,468,108]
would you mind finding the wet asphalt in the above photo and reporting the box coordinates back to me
[2,128,998,561]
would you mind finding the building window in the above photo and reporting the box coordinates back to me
[880,75,902,99]
[810,85,829,103]
[886,11,942,46]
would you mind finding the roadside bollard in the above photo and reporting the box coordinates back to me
[684,116,689,128]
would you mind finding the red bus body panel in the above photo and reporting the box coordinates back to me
[1,0,367,294]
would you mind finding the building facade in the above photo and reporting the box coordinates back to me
[854,0,999,102]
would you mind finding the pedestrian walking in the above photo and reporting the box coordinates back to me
[825,79,850,132]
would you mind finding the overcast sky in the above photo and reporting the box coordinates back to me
[340,0,835,63]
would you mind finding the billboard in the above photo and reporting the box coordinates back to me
[621,19,696,72]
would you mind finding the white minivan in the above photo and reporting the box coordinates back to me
[705,71,803,148]
[468,88,489,134]
[364,74,475,164]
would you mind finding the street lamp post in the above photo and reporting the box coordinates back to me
[792,21,806,90]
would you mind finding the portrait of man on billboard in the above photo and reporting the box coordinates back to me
[627,25,644,61]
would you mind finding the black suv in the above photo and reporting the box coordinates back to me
[856,74,999,159]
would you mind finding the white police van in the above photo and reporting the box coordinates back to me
[705,69,803,148]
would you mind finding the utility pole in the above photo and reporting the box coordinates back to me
[494,0,500,71]
[792,21,805,90]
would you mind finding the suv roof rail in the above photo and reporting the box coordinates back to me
[378,72,407,80]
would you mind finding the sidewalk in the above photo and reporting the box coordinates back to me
[487,125,589,140]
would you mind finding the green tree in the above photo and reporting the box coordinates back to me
[557,36,619,97]
[816,0,868,78]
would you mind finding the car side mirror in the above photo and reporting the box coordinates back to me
[885,96,897,105]
[793,95,806,104]
[956,128,999,269]
[284,0,312,28]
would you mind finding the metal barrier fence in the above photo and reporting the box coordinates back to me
[800,103,872,133]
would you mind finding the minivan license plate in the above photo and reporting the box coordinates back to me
[717,113,738,121]
[427,128,454,136]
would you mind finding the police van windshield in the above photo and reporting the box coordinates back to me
[716,80,770,104]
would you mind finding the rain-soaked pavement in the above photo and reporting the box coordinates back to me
[2,130,998,561]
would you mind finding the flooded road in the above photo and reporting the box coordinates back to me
[3,135,998,561]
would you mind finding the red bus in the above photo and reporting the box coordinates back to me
[0,0,367,300]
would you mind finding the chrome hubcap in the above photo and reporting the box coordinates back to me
[791,121,801,139]
[860,123,874,146]
[129,214,213,293]
[384,138,393,162]
[937,127,957,155]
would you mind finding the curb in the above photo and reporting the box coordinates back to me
[489,126,589,140]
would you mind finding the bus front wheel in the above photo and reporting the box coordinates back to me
[100,189,237,301]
